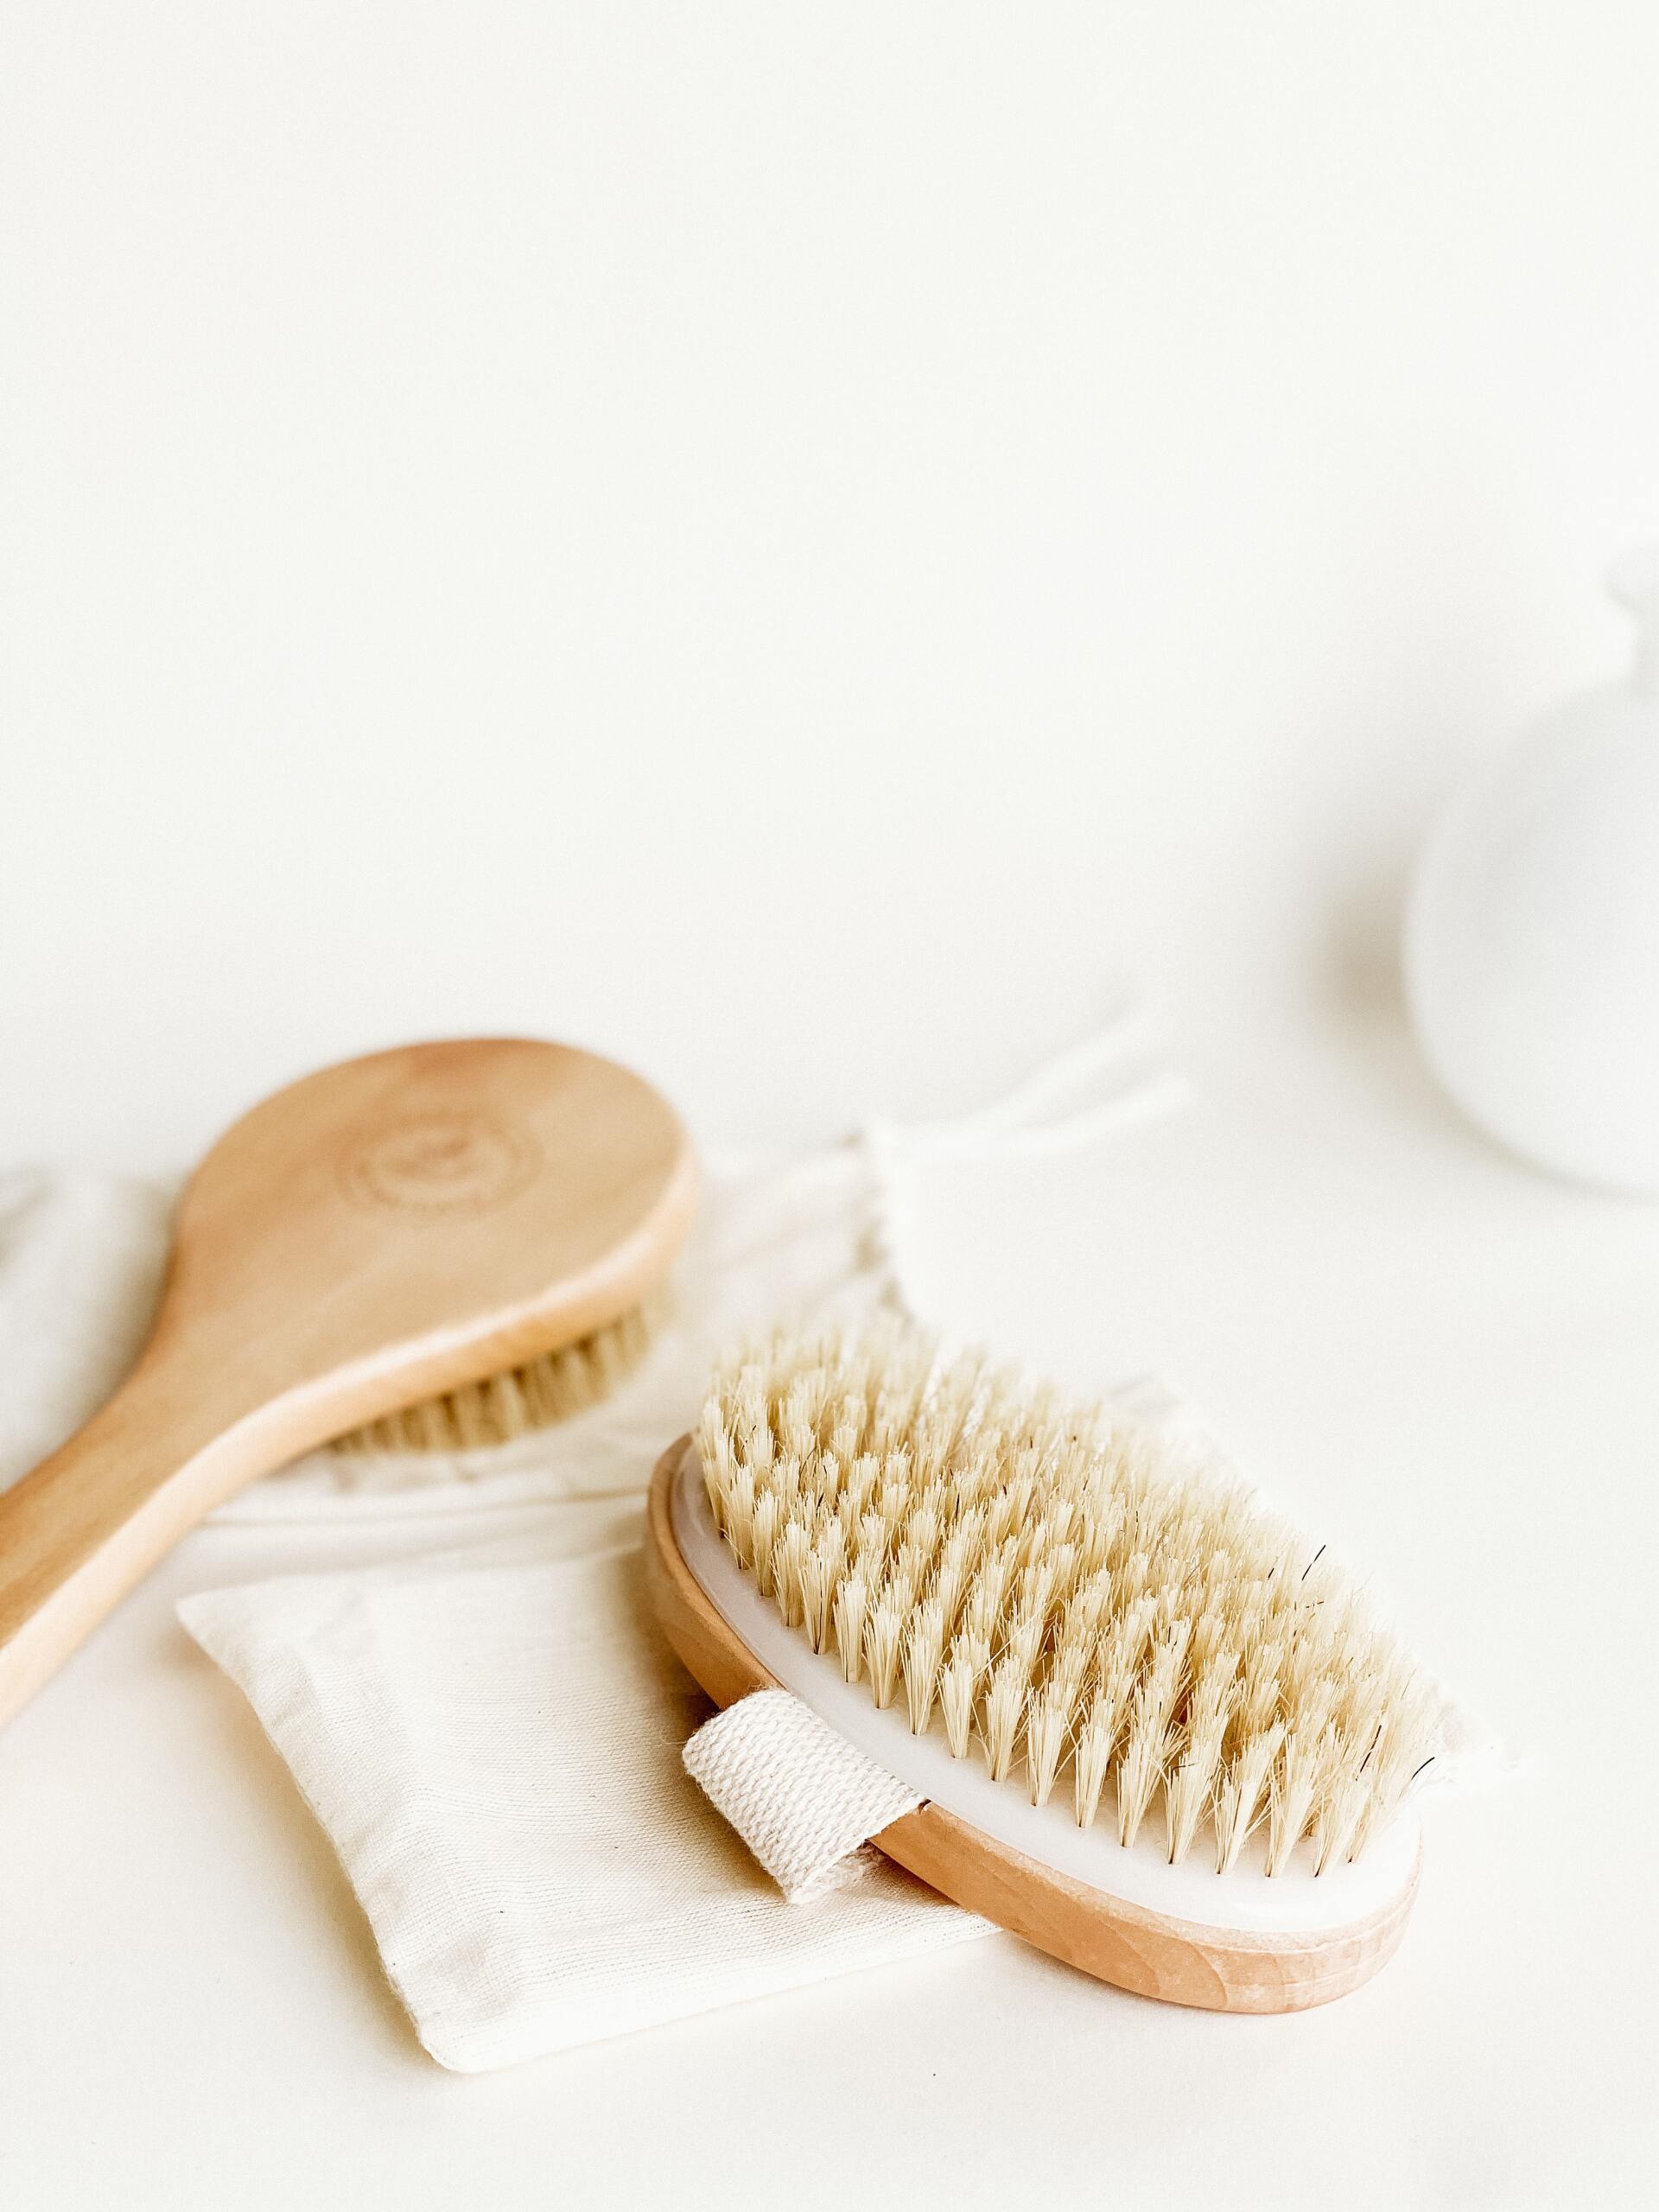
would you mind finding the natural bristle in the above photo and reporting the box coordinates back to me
[334,1300,660,1454]
[696,1320,1449,1878]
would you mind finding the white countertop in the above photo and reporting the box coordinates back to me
[3,1013,1653,2210]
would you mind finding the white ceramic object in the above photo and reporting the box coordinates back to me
[1404,551,1659,1194]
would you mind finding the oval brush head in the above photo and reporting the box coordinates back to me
[645,1319,1453,2013]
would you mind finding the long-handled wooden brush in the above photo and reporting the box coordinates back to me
[0,1036,696,1730]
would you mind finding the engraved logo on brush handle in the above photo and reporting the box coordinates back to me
[338,1110,542,1215]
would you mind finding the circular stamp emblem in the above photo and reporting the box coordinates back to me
[339,1109,541,1216]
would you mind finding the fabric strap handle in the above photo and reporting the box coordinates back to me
[683,1689,925,1903]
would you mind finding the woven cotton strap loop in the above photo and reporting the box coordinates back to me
[683,1691,922,1904]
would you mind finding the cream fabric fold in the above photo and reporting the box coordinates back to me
[180,1539,984,2070]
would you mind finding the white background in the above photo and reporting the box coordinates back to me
[5,2,1659,1164]
[3,6,1657,2209]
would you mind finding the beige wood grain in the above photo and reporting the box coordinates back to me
[645,1437,1420,2013]
[0,1039,697,1729]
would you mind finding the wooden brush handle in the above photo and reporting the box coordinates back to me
[0,1355,280,1728]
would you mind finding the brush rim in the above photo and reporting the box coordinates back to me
[645,1436,1421,2013]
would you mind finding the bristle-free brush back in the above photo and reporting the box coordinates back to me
[0,1038,696,1730]
[645,1320,1452,2012]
